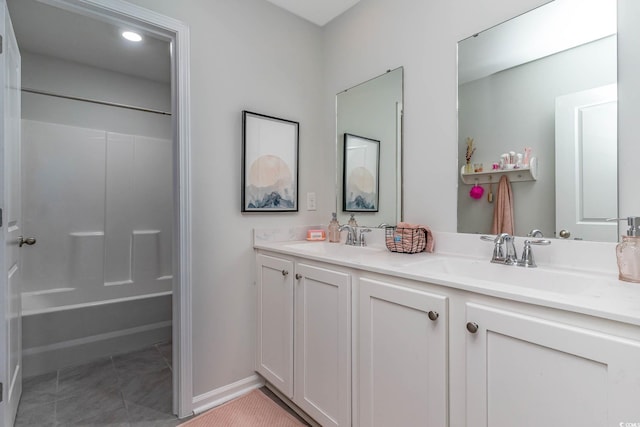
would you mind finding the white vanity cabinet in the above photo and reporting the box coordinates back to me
[357,277,448,427]
[255,253,351,427]
[464,303,640,427]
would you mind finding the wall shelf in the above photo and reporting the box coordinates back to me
[460,157,537,185]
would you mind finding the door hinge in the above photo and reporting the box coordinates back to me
[0,382,3,402]
[0,35,3,54]
[0,208,3,227]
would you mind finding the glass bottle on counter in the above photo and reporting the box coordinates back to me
[615,217,640,283]
[328,212,340,243]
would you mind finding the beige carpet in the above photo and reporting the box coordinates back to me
[180,389,306,426]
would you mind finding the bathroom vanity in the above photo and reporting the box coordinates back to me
[254,229,640,427]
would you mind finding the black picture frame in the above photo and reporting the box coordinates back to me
[343,133,380,212]
[242,111,299,212]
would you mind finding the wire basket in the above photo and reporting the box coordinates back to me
[385,227,427,254]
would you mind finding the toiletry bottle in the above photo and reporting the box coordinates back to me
[348,214,358,227]
[614,217,640,283]
[328,212,340,243]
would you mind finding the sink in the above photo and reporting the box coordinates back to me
[402,256,607,294]
[284,241,386,255]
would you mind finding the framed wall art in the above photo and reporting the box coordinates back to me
[242,111,299,212]
[343,133,380,212]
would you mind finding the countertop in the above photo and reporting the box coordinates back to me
[254,234,640,328]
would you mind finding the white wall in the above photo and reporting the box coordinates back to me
[21,52,171,137]
[98,0,640,410]
[123,0,328,398]
[457,36,616,237]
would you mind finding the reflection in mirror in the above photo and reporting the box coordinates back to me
[457,0,618,242]
[336,67,403,227]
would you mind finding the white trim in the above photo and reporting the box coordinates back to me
[192,375,265,415]
[36,0,193,418]
[22,320,172,356]
[21,291,172,316]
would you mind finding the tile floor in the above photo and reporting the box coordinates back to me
[15,342,180,426]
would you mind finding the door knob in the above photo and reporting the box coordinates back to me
[559,229,571,239]
[19,236,37,247]
[428,311,439,321]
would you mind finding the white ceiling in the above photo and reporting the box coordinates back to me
[264,0,360,26]
[6,0,358,86]
[7,0,171,83]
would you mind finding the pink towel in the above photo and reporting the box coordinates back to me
[386,222,435,253]
[491,175,514,235]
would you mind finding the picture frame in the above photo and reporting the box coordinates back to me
[242,111,299,212]
[343,133,380,212]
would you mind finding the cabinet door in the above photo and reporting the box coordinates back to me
[256,254,294,398]
[294,263,351,427]
[466,303,640,427]
[358,278,448,427]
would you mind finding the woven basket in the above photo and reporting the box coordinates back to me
[385,227,427,254]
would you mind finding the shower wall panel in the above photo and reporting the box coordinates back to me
[21,120,173,313]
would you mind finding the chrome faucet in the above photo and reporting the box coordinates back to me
[339,225,372,246]
[481,234,550,267]
[339,224,357,245]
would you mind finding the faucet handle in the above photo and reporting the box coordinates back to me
[519,239,551,268]
[480,234,507,263]
[358,228,372,246]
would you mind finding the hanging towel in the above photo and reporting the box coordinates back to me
[391,222,435,253]
[491,175,514,235]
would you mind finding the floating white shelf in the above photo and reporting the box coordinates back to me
[460,157,538,185]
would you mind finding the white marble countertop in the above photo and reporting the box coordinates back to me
[254,227,640,327]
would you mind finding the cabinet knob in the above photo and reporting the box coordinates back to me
[428,311,439,321]
[466,322,479,334]
[281,270,289,277]
[295,273,302,280]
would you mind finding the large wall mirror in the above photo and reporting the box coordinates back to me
[457,0,618,242]
[336,67,403,227]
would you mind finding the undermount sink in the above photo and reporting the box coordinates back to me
[284,241,385,255]
[403,256,608,294]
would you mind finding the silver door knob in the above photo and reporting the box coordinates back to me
[428,311,439,321]
[466,322,479,334]
[559,229,571,239]
[281,270,289,277]
[295,274,302,280]
[19,236,37,247]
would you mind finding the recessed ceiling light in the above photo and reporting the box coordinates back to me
[122,31,142,42]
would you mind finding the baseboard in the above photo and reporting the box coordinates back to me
[192,374,265,415]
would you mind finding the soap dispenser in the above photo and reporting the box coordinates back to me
[328,212,340,243]
[614,217,640,283]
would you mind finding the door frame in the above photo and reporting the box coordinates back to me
[37,0,193,417]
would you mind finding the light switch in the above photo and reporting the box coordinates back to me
[306,192,317,211]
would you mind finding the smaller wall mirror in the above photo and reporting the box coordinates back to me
[336,67,403,227]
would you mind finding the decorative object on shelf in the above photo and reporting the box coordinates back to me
[460,157,538,185]
[469,180,484,199]
[465,137,476,173]
[242,110,299,212]
[343,133,380,212]
[487,176,494,203]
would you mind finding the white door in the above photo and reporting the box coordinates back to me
[358,278,448,427]
[555,84,617,242]
[0,2,22,425]
[466,303,640,426]
[255,254,294,398]
[294,263,350,427]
